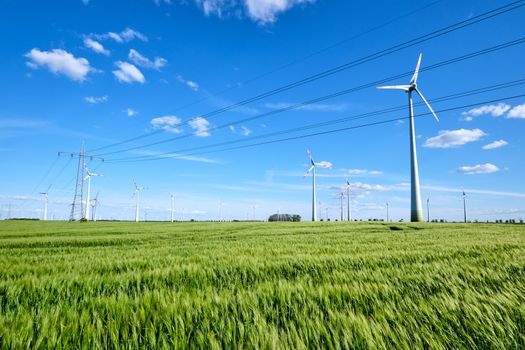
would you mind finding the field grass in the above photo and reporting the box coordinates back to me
[0,221,524,349]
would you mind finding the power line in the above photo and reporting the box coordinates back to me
[178,93,525,158]
[31,155,59,194]
[168,0,445,114]
[174,1,525,120]
[88,0,524,153]
[98,36,525,157]
[105,91,525,163]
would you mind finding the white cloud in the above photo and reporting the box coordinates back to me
[84,38,109,56]
[25,48,93,82]
[128,49,167,70]
[422,185,525,199]
[482,140,508,150]
[126,108,138,117]
[506,103,525,119]
[151,116,182,133]
[315,161,332,169]
[189,117,210,137]
[265,102,347,112]
[194,0,315,24]
[461,103,510,119]
[240,126,252,136]
[92,28,147,43]
[84,96,108,104]
[112,61,145,84]
[344,169,383,176]
[176,75,199,91]
[423,128,486,149]
[245,0,315,23]
[229,125,252,136]
[457,163,500,175]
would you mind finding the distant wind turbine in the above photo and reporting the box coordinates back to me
[133,182,145,222]
[84,162,103,221]
[344,178,351,222]
[170,193,175,223]
[377,53,439,222]
[462,189,467,223]
[304,149,332,222]
[90,192,99,222]
[339,191,344,222]
[39,187,50,221]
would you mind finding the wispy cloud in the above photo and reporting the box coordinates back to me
[83,37,110,56]
[229,125,252,136]
[112,61,145,84]
[457,163,499,175]
[423,128,486,149]
[0,118,48,129]
[25,48,93,82]
[84,95,108,104]
[130,149,219,164]
[343,169,383,176]
[126,108,138,117]
[482,140,508,150]
[176,75,199,91]
[92,27,147,43]
[461,103,510,120]
[128,49,167,70]
[422,185,525,199]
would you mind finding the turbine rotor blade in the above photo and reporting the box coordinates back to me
[415,88,440,122]
[306,148,315,165]
[410,53,423,84]
[304,165,315,177]
[377,85,411,91]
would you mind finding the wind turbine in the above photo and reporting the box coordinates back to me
[90,192,99,222]
[170,193,175,222]
[462,189,467,223]
[304,149,332,222]
[427,196,430,223]
[339,191,344,221]
[377,53,439,222]
[84,162,103,221]
[344,178,351,222]
[39,187,50,221]
[133,182,145,222]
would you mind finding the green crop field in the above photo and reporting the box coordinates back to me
[1,221,524,349]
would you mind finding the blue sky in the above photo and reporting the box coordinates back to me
[1,0,524,221]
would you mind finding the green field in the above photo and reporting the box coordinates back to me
[1,221,524,349]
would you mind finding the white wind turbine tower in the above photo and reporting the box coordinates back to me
[344,178,351,222]
[304,149,332,222]
[377,53,439,222]
[83,163,103,221]
[90,192,99,222]
[170,193,175,223]
[133,182,145,222]
[39,187,50,221]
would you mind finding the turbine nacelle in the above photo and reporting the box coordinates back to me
[304,149,332,176]
[377,53,440,122]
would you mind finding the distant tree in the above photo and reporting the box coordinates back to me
[269,214,299,222]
